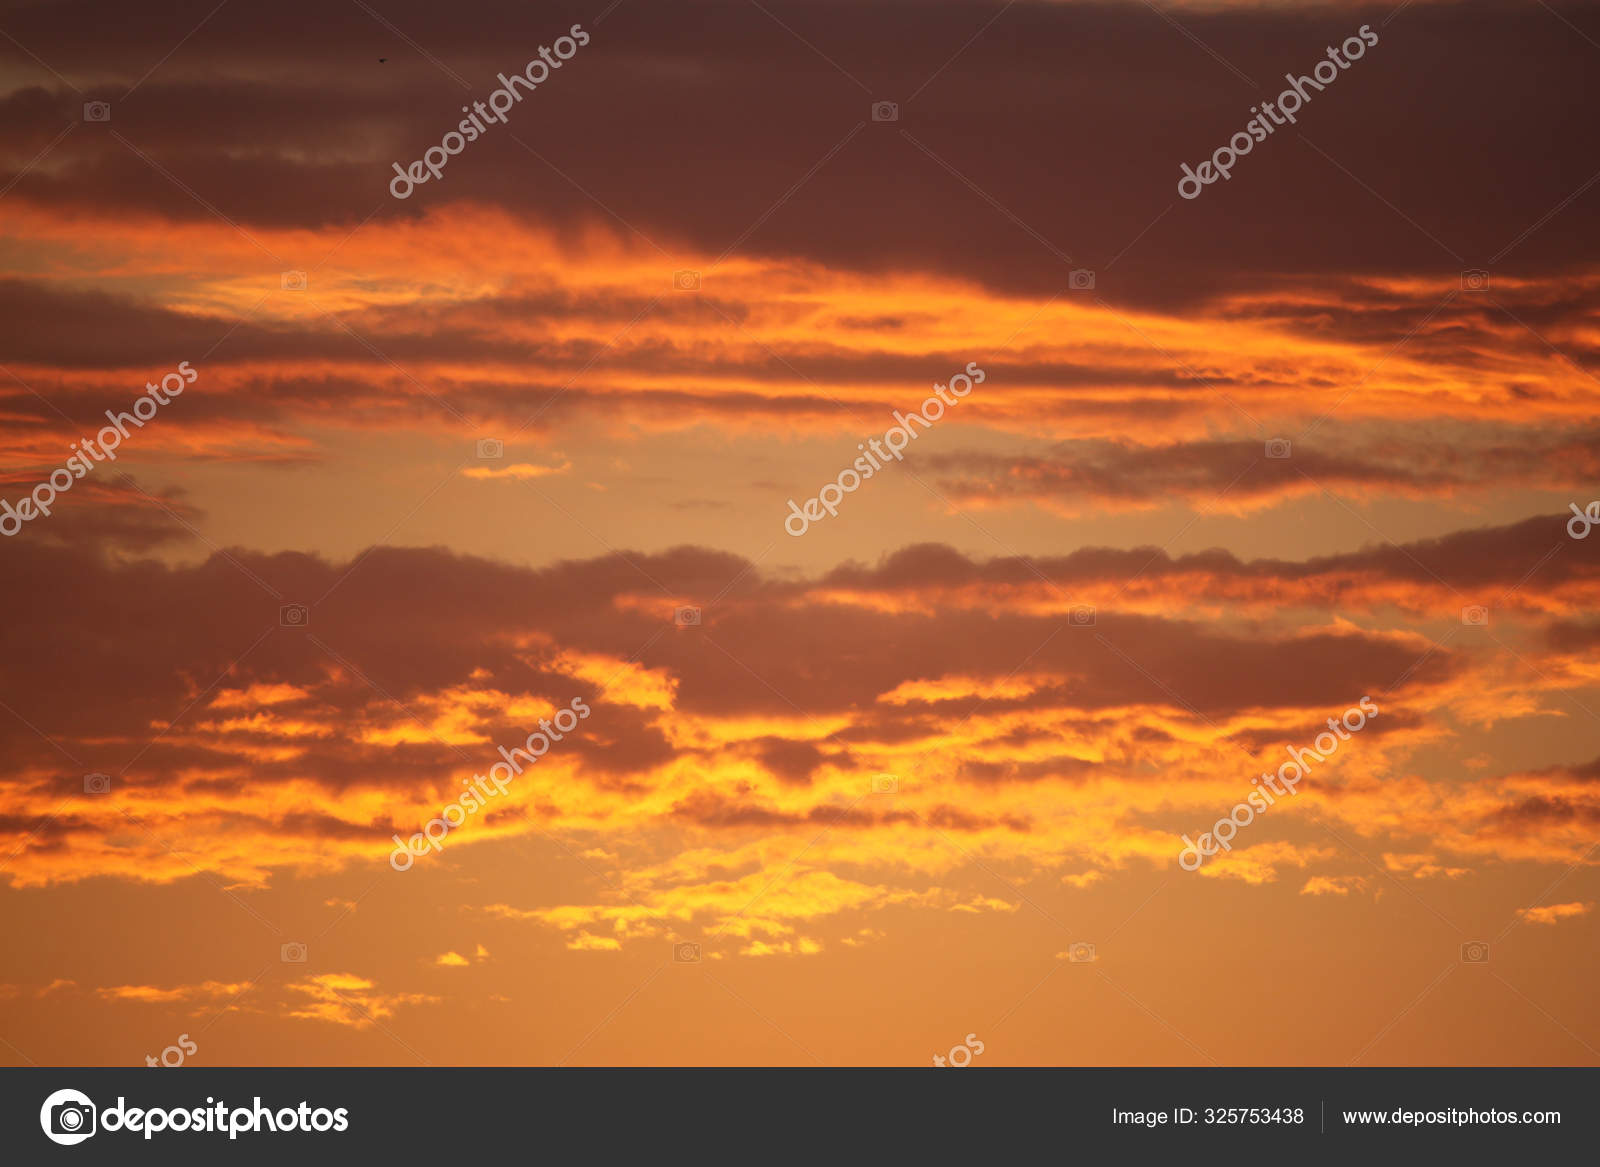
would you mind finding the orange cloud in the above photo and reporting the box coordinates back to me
[1516,902,1592,926]
[285,974,439,1029]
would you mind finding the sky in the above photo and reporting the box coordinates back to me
[1,0,1598,1067]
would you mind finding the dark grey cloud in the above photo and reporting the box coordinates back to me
[0,1,1595,311]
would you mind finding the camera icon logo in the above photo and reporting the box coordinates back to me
[1067,942,1097,963]
[1461,940,1490,963]
[82,102,111,122]
[281,941,308,962]
[281,270,307,291]
[476,438,504,460]
[40,1088,97,1145]
[673,269,701,291]
[871,100,899,122]
[674,605,702,627]
[1460,269,1491,292]
[1069,603,1096,627]
[674,942,701,963]
[1068,268,1095,291]
[1265,438,1292,459]
[871,774,898,794]
[1461,605,1489,626]
[279,603,309,628]
[84,772,112,795]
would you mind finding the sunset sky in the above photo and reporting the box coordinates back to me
[2,0,1599,1067]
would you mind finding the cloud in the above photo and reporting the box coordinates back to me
[461,461,572,480]
[565,932,622,951]
[433,946,490,965]
[928,431,1600,515]
[284,974,438,1028]
[1,1,1593,314]
[0,511,1593,934]
[809,513,1600,619]
[740,937,822,957]
[1300,875,1369,897]
[95,981,252,1004]
[1516,901,1592,926]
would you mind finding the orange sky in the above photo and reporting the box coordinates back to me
[2,0,1598,1067]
